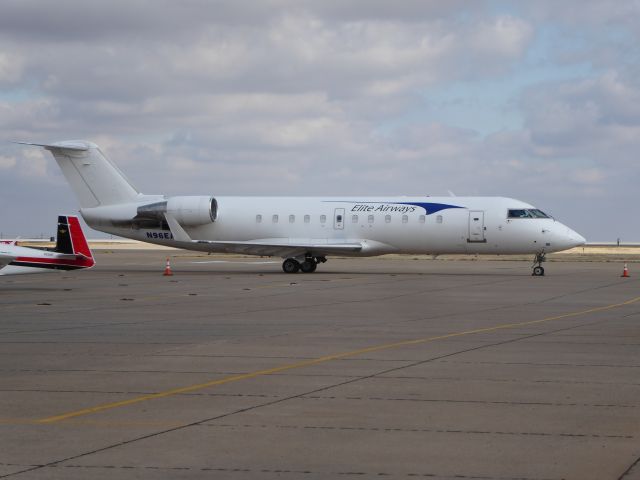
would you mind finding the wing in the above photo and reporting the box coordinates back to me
[164,213,361,258]
[190,239,363,258]
[0,252,17,270]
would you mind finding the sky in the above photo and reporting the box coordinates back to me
[1,0,639,241]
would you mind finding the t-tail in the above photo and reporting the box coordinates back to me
[16,141,142,208]
[20,140,213,240]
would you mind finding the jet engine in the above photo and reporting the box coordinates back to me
[80,196,218,230]
[137,196,218,226]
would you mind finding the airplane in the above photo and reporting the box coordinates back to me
[17,141,585,275]
[0,215,95,275]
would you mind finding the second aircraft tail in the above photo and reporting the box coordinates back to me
[54,215,93,263]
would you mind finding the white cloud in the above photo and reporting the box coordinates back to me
[0,155,16,169]
[19,148,49,179]
[0,51,23,83]
[470,16,533,57]
[521,72,640,166]
[571,168,606,185]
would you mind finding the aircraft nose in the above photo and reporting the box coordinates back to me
[570,229,586,247]
[557,224,586,249]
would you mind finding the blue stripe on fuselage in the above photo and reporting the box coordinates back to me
[398,202,463,214]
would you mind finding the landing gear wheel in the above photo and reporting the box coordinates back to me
[282,258,300,273]
[532,252,546,276]
[300,260,317,273]
[532,266,545,276]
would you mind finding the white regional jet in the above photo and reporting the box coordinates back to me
[0,215,95,275]
[19,141,585,275]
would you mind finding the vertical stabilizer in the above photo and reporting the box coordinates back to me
[54,215,74,254]
[19,141,140,208]
[55,215,94,266]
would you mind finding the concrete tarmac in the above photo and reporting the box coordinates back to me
[1,251,639,480]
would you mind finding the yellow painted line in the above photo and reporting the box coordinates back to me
[0,418,40,425]
[37,295,640,424]
[0,418,181,428]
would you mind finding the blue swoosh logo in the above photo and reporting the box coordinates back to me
[398,202,463,214]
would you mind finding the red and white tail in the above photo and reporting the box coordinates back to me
[55,215,95,268]
[0,216,94,275]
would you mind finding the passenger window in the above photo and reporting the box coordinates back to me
[320,215,326,223]
[436,215,443,224]
[402,215,408,224]
[385,215,391,223]
[289,214,295,223]
[336,215,342,223]
[419,215,425,224]
[304,215,310,223]
[256,214,262,223]
[368,214,374,224]
[352,214,358,223]
[272,214,278,223]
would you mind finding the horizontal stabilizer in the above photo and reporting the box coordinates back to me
[53,253,93,261]
[0,252,18,270]
[14,141,89,152]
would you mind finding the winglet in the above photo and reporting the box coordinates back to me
[164,213,192,242]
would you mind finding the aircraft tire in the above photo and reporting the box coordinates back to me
[282,258,300,273]
[532,266,544,276]
[300,260,317,273]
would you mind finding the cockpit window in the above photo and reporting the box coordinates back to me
[508,209,550,219]
[528,209,550,218]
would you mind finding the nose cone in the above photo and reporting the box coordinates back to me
[569,229,586,247]
[552,224,586,251]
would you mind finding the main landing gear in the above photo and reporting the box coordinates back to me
[282,255,327,273]
[532,252,546,276]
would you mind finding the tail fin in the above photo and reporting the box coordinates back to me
[17,141,140,208]
[55,216,95,267]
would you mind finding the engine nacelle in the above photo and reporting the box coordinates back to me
[166,196,217,226]
[81,196,218,231]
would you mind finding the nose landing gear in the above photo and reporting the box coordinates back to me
[532,252,546,276]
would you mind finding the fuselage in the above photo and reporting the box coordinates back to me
[82,195,585,256]
[0,244,91,275]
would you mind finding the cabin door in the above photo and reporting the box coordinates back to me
[468,211,486,242]
[334,208,345,230]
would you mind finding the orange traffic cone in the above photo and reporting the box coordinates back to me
[163,257,173,276]
[621,263,630,278]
